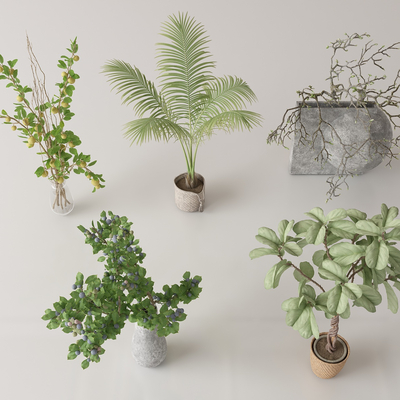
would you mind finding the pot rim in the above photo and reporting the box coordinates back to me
[174,172,205,191]
[298,100,376,108]
[311,332,350,364]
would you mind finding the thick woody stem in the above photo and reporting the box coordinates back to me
[325,315,339,353]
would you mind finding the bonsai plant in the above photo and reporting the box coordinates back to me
[0,37,104,215]
[250,204,400,378]
[42,211,202,369]
[102,12,262,212]
[267,33,400,201]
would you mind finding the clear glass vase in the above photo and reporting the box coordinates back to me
[49,181,74,215]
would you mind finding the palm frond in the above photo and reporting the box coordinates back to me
[102,60,167,118]
[157,12,216,120]
[124,117,190,145]
[196,110,263,138]
[197,75,259,122]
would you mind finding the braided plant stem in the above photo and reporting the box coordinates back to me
[325,315,339,353]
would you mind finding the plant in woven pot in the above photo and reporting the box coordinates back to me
[250,204,400,378]
[103,13,262,212]
[267,33,400,201]
[0,37,104,215]
[42,211,202,369]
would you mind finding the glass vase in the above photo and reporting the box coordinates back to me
[49,181,74,215]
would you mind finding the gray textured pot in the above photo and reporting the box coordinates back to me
[290,101,393,175]
[131,325,167,368]
[174,173,205,212]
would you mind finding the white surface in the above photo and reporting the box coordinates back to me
[0,1,399,399]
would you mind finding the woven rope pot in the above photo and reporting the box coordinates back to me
[310,332,350,379]
[174,173,205,212]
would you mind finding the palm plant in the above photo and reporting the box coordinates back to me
[103,13,262,189]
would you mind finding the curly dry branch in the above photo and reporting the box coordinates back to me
[268,33,400,201]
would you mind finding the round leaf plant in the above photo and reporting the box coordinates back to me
[42,211,202,369]
[250,204,400,355]
[0,37,104,210]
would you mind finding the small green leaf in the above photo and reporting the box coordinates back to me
[249,248,279,259]
[305,207,326,223]
[326,208,347,222]
[319,259,347,282]
[306,223,325,245]
[356,220,381,236]
[309,309,319,339]
[282,242,302,256]
[365,239,389,270]
[257,227,281,245]
[264,260,290,289]
[383,281,398,314]
[97,256,106,262]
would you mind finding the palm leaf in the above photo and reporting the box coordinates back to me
[102,60,167,118]
[157,12,216,121]
[196,110,262,138]
[124,117,190,145]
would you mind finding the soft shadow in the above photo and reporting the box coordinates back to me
[161,339,204,366]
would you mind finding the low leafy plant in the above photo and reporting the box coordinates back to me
[250,204,400,354]
[42,211,202,369]
[267,33,400,200]
[103,12,262,189]
[0,37,104,210]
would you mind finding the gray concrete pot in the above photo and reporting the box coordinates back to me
[290,101,393,175]
[131,325,167,368]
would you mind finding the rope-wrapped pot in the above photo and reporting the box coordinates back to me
[174,173,205,213]
[310,332,350,379]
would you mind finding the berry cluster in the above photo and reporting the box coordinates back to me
[42,211,202,369]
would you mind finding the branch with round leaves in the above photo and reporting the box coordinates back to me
[0,37,104,192]
[42,211,202,369]
[250,204,400,351]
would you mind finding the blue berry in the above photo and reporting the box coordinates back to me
[134,276,139,281]
[101,324,105,328]
[115,215,120,219]
[79,292,85,299]
[87,358,91,362]
[112,235,117,243]
[77,285,82,288]
[65,322,69,327]
[102,334,107,340]
[188,293,192,297]
[55,311,60,316]
[139,253,144,257]
[88,339,92,344]
[100,284,103,288]
[81,330,85,334]
[88,311,92,316]
[101,216,106,221]
[106,219,111,225]
[127,272,133,276]
[82,335,88,341]
[114,324,119,329]
[77,324,82,330]
[91,349,97,355]
[75,350,81,355]
[95,238,100,243]
[87,325,91,329]
[127,247,133,253]
[109,275,115,281]
[61,309,65,313]
[143,318,147,323]
[72,284,77,290]
[166,301,171,307]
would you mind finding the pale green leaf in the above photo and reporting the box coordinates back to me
[347,209,367,221]
[383,281,398,314]
[249,248,279,259]
[356,220,381,236]
[306,223,326,245]
[343,282,363,300]
[282,297,300,311]
[255,235,279,250]
[264,260,291,290]
[283,242,303,256]
[293,219,317,236]
[326,208,347,222]
[258,227,280,245]
[312,250,326,267]
[365,239,389,270]
[319,259,347,282]
[309,309,319,339]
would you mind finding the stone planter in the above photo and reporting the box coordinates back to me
[290,101,393,175]
[310,333,350,379]
[174,173,205,212]
[131,325,167,368]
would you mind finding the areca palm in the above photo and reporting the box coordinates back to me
[103,13,262,189]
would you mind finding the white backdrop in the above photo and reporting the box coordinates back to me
[0,1,399,399]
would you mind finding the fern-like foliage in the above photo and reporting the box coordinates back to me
[103,12,262,188]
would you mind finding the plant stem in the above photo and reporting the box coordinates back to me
[325,315,339,353]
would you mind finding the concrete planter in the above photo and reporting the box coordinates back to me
[310,333,350,379]
[174,173,205,212]
[290,101,393,175]
[131,325,167,368]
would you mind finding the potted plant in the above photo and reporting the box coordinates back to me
[42,211,202,369]
[250,204,400,378]
[0,37,104,215]
[102,12,262,212]
[267,33,400,200]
